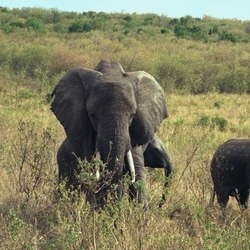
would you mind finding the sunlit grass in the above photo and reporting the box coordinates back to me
[1,82,249,248]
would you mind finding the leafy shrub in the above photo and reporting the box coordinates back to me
[11,121,56,203]
[10,45,49,78]
[26,17,46,33]
[123,15,132,22]
[174,25,189,38]
[211,116,228,131]
[161,28,167,34]
[219,31,238,43]
[68,21,83,33]
[82,22,94,32]
[197,115,211,127]
[197,115,228,131]
[48,46,90,75]
[68,20,96,33]
[217,67,249,93]
[214,101,222,109]
[10,20,26,29]
[155,55,189,91]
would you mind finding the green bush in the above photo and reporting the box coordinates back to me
[26,17,46,33]
[68,20,96,33]
[197,115,211,127]
[217,67,249,93]
[219,31,238,43]
[10,45,49,78]
[211,116,228,131]
[197,115,228,131]
[68,21,83,33]
[11,121,56,203]
[155,55,190,91]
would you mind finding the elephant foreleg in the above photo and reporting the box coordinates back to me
[57,139,80,191]
[217,190,229,209]
[236,189,249,209]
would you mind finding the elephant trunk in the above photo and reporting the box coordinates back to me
[94,133,127,206]
[96,133,127,181]
[92,116,135,208]
[96,115,134,179]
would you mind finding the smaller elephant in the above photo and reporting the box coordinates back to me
[143,135,173,206]
[210,139,250,209]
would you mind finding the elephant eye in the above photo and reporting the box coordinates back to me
[153,148,158,153]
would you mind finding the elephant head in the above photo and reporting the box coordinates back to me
[51,60,167,207]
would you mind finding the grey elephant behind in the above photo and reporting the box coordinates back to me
[210,139,250,209]
[143,135,173,206]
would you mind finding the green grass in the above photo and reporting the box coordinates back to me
[1,81,249,249]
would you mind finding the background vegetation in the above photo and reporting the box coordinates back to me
[0,7,250,249]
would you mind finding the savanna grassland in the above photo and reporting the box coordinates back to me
[0,7,250,249]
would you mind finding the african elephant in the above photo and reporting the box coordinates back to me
[143,134,173,206]
[210,139,250,209]
[51,60,167,208]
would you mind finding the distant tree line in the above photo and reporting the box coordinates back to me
[1,7,250,43]
[0,7,250,94]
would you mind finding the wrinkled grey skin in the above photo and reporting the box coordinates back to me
[57,134,173,206]
[51,60,167,208]
[210,139,250,209]
[143,135,173,206]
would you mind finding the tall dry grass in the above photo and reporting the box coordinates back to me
[1,30,250,94]
[0,19,250,248]
[0,77,249,249]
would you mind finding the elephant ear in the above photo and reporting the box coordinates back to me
[51,68,101,146]
[128,71,168,147]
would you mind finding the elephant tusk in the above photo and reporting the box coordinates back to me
[95,152,101,180]
[96,169,100,180]
[126,150,136,183]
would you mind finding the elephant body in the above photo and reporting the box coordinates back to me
[210,139,250,208]
[143,135,173,205]
[51,60,167,208]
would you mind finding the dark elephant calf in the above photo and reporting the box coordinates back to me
[210,139,250,209]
